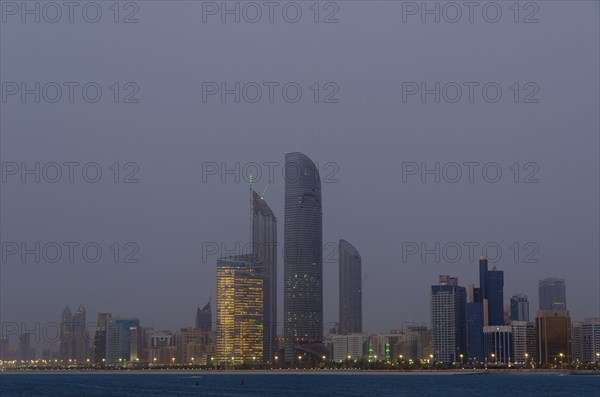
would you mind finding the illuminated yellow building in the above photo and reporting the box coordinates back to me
[216,256,266,364]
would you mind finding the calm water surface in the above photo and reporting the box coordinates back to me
[1,373,599,397]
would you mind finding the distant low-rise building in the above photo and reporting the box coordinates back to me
[483,325,512,364]
[330,333,368,362]
[150,331,175,365]
[511,321,536,364]
[572,318,600,363]
[0,336,9,361]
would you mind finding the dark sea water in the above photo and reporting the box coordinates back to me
[1,373,599,397]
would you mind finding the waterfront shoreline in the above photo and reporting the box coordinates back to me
[1,369,598,376]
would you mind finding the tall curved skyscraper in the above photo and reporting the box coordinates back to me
[283,152,322,361]
[339,239,362,335]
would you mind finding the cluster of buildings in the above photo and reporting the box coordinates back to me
[431,267,599,366]
[0,303,217,367]
[1,152,598,369]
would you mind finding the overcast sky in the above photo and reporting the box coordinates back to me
[1,1,598,344]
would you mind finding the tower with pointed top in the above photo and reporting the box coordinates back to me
[73,304,88,362]
[59,306,73,362]
[195,301,212,332]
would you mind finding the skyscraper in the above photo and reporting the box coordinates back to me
[18,332,34,361]
[283,151,323,361]
[105,318,140,366]
[216,256,266,364]
[93,313,111,365]
[511,321,529,364]
[339,239,362,335]
[59,306,73,362]
[431,275,467,364]
[479,258,504,326]
[72,304,87,363]
[510,293,530,322]
[195,301,212,332]
[539,278,567,310]
[252,190,277,359]
[466,284,484,362]
[467,258,504,361]
[536,309,572,366]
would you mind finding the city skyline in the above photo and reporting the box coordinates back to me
[3,147,593,332]
[1,165,597,344]
[0,259,591,337]
[1,266,598,367]
[2,151,597,367]
[1,149,597,336]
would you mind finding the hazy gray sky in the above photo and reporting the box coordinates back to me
[1,1,598,341]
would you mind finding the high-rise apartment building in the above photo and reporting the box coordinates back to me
[431,275,467,364]
[511,320,536,364]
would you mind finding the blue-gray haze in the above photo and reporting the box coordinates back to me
[0,1,598,350]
